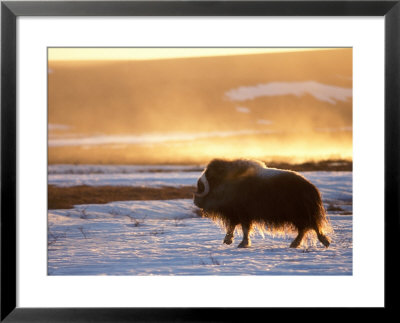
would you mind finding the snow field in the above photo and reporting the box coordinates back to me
[48,200,352,275]
[48,166,352,275]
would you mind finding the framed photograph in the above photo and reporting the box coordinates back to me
[1,1,398,321]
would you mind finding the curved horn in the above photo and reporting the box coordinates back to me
[195,171,210,197]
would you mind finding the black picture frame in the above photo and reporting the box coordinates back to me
[1,1,399,321]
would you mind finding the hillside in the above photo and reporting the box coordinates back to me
[48,48,352,164]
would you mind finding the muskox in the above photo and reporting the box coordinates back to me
[193,159,331,248]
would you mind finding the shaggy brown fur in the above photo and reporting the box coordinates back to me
[193,159,331,248]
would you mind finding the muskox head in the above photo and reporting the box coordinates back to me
[193,159,266,210]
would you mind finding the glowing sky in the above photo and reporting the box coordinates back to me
[48,48,352,164]
[48,47,334,61]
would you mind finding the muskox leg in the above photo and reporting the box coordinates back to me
[290,229,306,248]
[315,230,331,248]
[223,223,236,245]
[238,223,252,248]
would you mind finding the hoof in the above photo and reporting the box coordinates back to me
[289,241,301,248]
[317,233,331,248]
[223,234,234,245]
[223,238,233,245]
[237,241,251,248]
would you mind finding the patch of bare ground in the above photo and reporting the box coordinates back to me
[48,185,195,210]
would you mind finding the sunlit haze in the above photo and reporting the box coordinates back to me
[48,48,352,164]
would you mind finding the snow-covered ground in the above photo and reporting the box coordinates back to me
[48,170,200,188]
[48,164,201,187]
[48,164,202,174]
[48,165,352,275]
[48,165,351,199]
